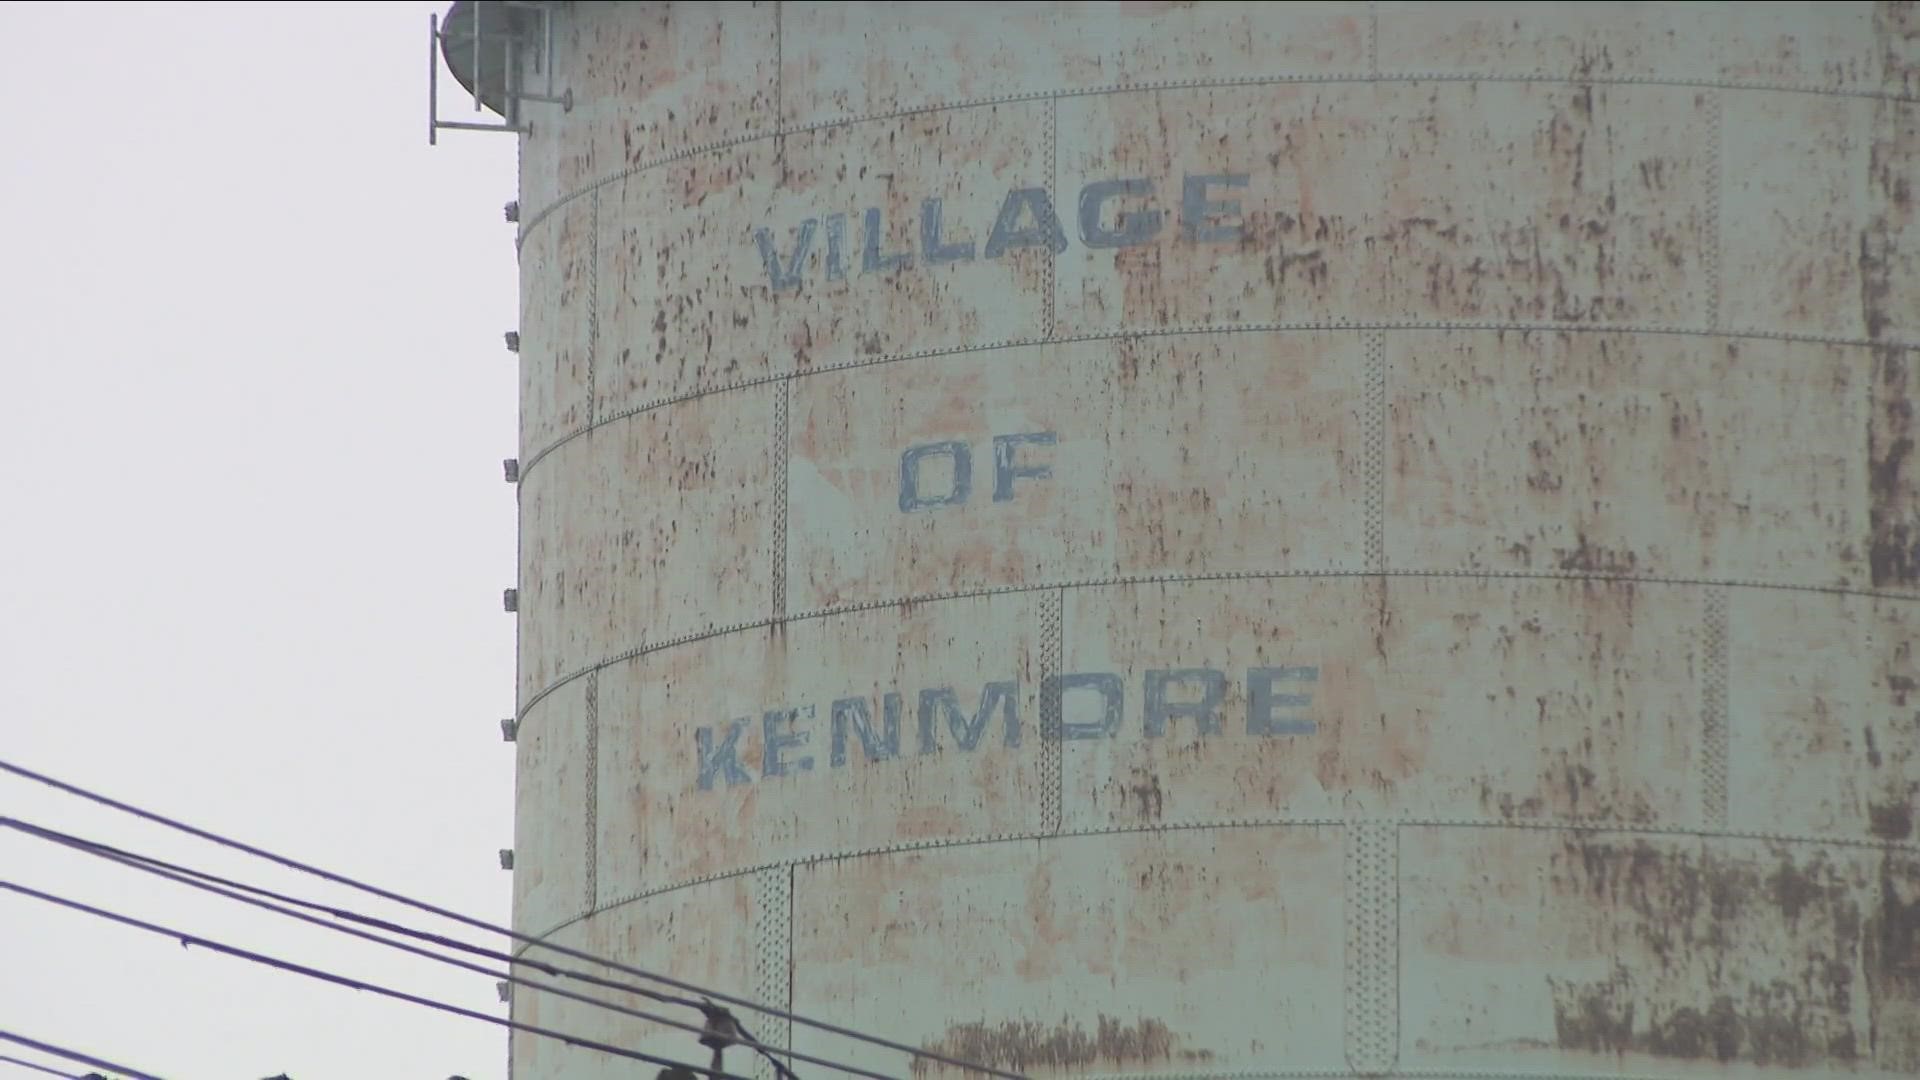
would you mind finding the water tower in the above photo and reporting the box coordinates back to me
[436,3,1920,1077]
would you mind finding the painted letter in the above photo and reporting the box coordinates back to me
[992,431,1056,502]
[762,706,816,777]
[1175,172,1251,243]
[984,187,1069,257]
[831,696,900,766]
[1247,666,1318,735]
[1144,668,1227,738]
[917,682,1021,754]
[754,219,817,291]
[825,213,848,281]
[1181,174,1249,243]
[1078,178,1162,249]
[863,207,912,273]
[695,719,754,789]
[1045,672,1125,740]
[899,440,972,512]
[921,197,977,264]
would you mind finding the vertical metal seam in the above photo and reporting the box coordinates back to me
[784,862,796,1070]
[1039,588,1064,835]
[1046,94,1059,341]
[752,865,793,1080]
[587,188,601,424]
[1701,587,1730,830]
[1345,821,1398,1076]
[772,378,791,618]
[584,670,599,911]
[1363,330,1388,574]
[1704,90,1722,332]
[1368,2,1379,76]
[774,1,784,131]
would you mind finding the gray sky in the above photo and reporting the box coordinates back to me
[2,3,521,1076]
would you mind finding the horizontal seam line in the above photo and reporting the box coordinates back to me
[514,567,1920,720]
[514,817,1920,955]
[515,322,1917,481]
[516,69,1917,241]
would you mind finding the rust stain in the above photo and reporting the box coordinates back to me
[1538,837,1894,1067]
[913,1015,1213,1076]
[1870,346,1917,587]
[1867,854,1920,1072]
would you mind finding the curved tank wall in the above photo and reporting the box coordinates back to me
[487,3,1920,1079]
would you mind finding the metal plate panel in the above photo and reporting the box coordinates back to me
[594,594,1044,897]
[1386,331,1871,587]
[790,829,1348,1078]
[1719,95,1915,345]
[778,1,1369,128]
[517,387,777,698]
[517,2,778,223]
[1375,2,1891,93]
[518,197,592,460]
[1401,827,1920,1076]
[1059,577,1702,830]
[510,877,759,1080]
[591,105,1050,415]
[1728,590,1919,843]
[1055,82,1711,333]
[513,677,591,938]
[786,333,1368,611]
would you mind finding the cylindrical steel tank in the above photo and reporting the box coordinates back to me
[450,3,1920,1078]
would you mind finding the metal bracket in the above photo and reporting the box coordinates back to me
[429,2,571,146]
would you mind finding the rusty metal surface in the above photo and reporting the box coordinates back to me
[789,832,1348,1077]
[787,333,1367,610]
[516,383,776,698]
[512,676,591,938]
[1387,332,1871,585]
[1401,829,1920,1075]
[510,875,761,1080]
[494,2,1920,1078]
[591,594,1045,898]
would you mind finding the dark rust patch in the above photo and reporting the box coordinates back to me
[1868,854,1920,1072]
[1870,346,1917,587]
[1545,838,1869,1066]
[913,1016,1212,1076]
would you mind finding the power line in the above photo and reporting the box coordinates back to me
[0,757,1025,1080]
[0,880,757,1080]
[0,1051,85,1079]
[4,817,899,1080]
[0,1032,161,1080]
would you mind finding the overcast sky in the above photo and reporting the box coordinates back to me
[2,4,522,1076]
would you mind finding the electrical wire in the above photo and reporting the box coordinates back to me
[3,817,900,1080]
[0,880,758,1080]
[0,757,1025,1080]
[0,1051,85,1079]
[0,1032,161,1080]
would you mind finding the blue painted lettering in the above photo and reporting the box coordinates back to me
[1181,174,1250,243]
[898,441,972,512]
[830,695,900,766]
[1047,672,1125,740]
[754,219,817,291]
[695,719,753,789]
[920,197,976,264]
[825,213,848,281]
[991,432,1055,502]
[1144,668,1227,737]
[917,682,1021,753]
[983,187,1069,257]
[863,207,912,274]
[1248,666,1318,735]
[762,706,815,777]
[1078,178,1163,248]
